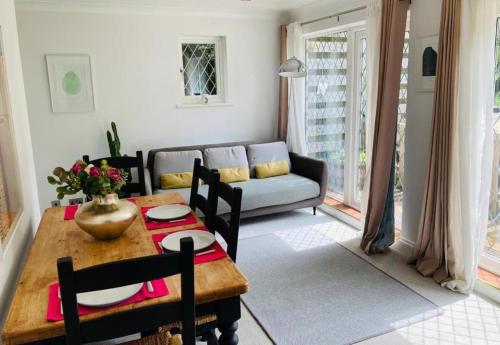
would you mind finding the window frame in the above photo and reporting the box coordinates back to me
[353,29,367,208]
[177,36,226,106]
[0,29,24,254]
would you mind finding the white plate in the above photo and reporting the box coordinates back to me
[161,230,215,252]
[146,204,191,221]
[77,283,143,307]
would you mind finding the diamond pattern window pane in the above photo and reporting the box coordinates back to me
[394,31,410,230]
[395,31,410,197]
[355,32,409,209]
[305,32,348,198]
[357,37,368,200]
[182,43,217,96]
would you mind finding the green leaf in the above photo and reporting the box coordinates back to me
[56,186,67,193]
[47,176,57,184]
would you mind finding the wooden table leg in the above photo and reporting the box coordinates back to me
[218,321,238,345]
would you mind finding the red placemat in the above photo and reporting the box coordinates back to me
[141,206,197,230]
[47,278,168,321]
[63,198,137,221]
[152,231,227,264]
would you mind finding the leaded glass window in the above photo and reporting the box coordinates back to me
[178,37,225,104]
[182,43,217,96]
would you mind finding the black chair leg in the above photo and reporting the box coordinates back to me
[313,206,317,215]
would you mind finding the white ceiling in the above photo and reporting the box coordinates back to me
[17,0,321,12]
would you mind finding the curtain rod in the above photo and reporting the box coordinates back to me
[300,5,367,26]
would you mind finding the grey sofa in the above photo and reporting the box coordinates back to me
[144,141,327,219]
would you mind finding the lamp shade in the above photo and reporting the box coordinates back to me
[278,56,307,78]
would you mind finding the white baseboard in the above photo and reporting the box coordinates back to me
[393,237,415,259]
[474,280,500,305]
[318,204,361,230]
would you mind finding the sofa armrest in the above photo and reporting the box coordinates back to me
[144,167,153,195]
[289,152,328,200]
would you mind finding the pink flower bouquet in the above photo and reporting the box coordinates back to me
[48,160,128,200]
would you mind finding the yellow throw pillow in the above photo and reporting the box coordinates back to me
[218,166,250,183]
[160,172,193,189]
[255,160,290,179]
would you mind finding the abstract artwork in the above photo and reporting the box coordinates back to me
[46,54,95,113]
[415,35,438,92]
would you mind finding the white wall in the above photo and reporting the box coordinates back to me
[401,0,442,246]
[16,6,281,210]
[287,0,367,24]
[0,0,40,330]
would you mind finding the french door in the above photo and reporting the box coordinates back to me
[305,27,409,222]
[304,27,367,209]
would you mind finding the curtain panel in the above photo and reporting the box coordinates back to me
[447,0,497,293]
[413,0,497,294]
[361,0,382,230]
[411,0,461,285]
[278,25,288,141]
[361,0,410,254]
[285,23,307,155]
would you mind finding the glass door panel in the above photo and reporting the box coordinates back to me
[305,32,348,201]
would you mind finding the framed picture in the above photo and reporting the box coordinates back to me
[46,54,95,113]
[415,35,438,92]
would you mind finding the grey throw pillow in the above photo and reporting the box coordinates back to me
[203,146,249,170]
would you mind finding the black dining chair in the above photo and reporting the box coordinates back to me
[83,151,146,198]
[57,237,195,345]
[189,158,220,228]
[209,181,242,263]
[197,180,242,345]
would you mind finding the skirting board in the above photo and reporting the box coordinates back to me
[318,204,362,230]
[475,280,500,305]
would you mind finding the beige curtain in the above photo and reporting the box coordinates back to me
[0,160,9,241]
[411,0,461,283]
[278,25,288,141]
[360,0,410,253]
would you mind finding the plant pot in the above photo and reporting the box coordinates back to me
[74,193,137,240]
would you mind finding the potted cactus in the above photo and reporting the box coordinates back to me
[107,121,121,157]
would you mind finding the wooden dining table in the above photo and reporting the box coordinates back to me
[2,193,249,345]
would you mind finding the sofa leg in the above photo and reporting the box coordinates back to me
[313,206,317,215]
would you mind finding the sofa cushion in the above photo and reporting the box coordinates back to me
[153,150,202,188]
[154,173,320,215]
[160,172,193,189]
[255,160,290,179]
[219,167,250,183]
[203,146,248,170]
[247,142,291,177]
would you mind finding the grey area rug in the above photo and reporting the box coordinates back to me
[238,233,441,345]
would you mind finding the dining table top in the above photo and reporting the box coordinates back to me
[2,193,249,345]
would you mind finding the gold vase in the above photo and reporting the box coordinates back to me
[74,193,138,240]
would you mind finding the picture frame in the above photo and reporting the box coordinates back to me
[46,54,95,113]
[415,35,438,92]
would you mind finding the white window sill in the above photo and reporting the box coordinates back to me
[176,102,233,109]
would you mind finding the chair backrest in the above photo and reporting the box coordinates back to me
[189,158,219,228]
[82,151,146,198]
[210,181,242,262]
[57,238,195,345]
